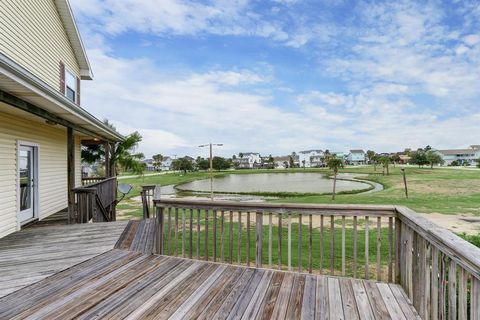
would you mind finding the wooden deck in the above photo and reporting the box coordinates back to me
[0,248,419,320]
[0,221,128,297]
[0,219,421,319]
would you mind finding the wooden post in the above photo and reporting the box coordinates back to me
[109,142,116,220]
[155,206,164,254]
[104,142,110,177]
[256,211,263,268]
[401,169,408,198]
[67,127,75,224]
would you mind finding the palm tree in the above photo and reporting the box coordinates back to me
[380,156,391,175]
[327,157,344,200]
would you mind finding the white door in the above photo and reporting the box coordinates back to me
[18,145,36,223]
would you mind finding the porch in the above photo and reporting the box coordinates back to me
[0,199,479,319]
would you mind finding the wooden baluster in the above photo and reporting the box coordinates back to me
[298,213,302,273]
[320,215,324,274]
[220,210,225,263]
[213,209,217,262]
[196,209,201,259]
[278,213,282,270]
[229,211,233,264]
[155,206,164,254]
[365,216,369,279]
[205,209,209,261]
[238,211,241,264]
[268,212,272,268]
[330,215,334,276]
[439,254,447,319]
[395,217,401,284]
[308,214,312,274]
[448,260,457,320]
[388,217,393,282]
[182,208,186,258]
[256,211,263,268]
[167,208,171,255]
[472,277,480,320]
[424,241,431,320]
[189,208,193,259]
[353,216,358,278]
[247,211,251,266]
[458,268,467,320]
[342,216,346,277]
[174,208,178,256]
[288,213,292,271]
[431,246,439,320]
[376,216,381,281]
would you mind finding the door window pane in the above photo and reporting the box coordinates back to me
[19,149,32,211]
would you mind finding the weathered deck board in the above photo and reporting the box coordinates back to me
[0,248,420,319]
[0,221,128,297]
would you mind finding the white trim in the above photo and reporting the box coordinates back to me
[16,140,40,229]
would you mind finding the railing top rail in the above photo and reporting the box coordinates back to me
[74,176,117,191]
[153,198,397,216]
[396,206,480,279]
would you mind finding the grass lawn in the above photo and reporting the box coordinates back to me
[117,166,480,216]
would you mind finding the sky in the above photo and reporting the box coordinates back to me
[70,0,480,159]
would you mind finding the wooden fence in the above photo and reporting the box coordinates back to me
[153,198,480,320]
[72,177,117,223]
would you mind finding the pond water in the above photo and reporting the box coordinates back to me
[176,172,373,195]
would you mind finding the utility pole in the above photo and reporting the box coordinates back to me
[199,143,223,200]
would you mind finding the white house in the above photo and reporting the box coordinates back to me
[0,0,123,238]
[436,145,480,166]
[160,156,173,171]
[273,156,290,169]
[237,153,262,169]
[347,150,366,165]
[298,150,324,168]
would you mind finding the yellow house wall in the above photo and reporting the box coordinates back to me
[0,107,82,238]
[0,0,80,90]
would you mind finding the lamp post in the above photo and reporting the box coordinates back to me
[198,143,223,200]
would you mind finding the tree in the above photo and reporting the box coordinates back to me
[212,156,231,170]
[476,158,480,168]
[409,149,429,167]
[391,154,400,167]
[327,157,344,200]
[152,154,164,171]
[289,155,295,168]
[172,157,194,174]
[196,157,209,171]
[283,161,289,169]
[302,159,306,169]
[426,151,444,168]
[380,156,391,175]
[81,123,145,175]
[366,150,376,164]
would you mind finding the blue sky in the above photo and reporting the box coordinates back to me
[71,0,480,158]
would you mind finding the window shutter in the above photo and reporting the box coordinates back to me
[59,62,65,94]
[76,77,81,105]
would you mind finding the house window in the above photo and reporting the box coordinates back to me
[65,70,77,103]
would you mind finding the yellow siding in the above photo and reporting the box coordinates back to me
[0,109,81,238]
[0,0,80,90]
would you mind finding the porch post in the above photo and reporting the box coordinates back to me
[67,127,75,224]
[104,141,111,177]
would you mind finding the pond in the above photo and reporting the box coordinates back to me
[175,172,375,195]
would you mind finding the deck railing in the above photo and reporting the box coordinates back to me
[153,197,480,320]
[81,176,106,186]
[72,177,117,223]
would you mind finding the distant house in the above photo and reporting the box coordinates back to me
[142,159,155,171]
[436,146,480,166]
[160,156,173,171]
[398,154,411,165]
[237,153,262,169]
[273,156,290,169]
[347,150,366,165]
[298,150,324,167]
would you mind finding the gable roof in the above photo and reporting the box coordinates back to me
[349,149,365,153]
[54,0,93,80]
[299,149,323,154]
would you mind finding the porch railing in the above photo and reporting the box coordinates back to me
[153,197,480,320]
[72,177,117,223]
[81,176,106,186]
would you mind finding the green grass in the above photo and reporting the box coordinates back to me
[118,166,480,215]
[159,211,392,279]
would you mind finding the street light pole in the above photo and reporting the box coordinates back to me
[199,143,223,201]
